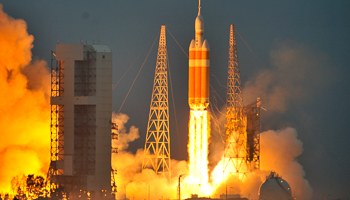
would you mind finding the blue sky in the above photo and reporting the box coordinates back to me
[2,1,350,199]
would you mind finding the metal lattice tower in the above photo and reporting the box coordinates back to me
[142,25,171,178]
[224,24,248,173]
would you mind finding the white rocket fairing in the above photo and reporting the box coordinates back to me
[188,0,210,110]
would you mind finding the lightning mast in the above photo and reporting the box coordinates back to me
[224,24,261,174]
[224,24,247,174]
[142,26,171,179]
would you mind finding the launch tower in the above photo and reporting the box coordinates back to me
[142,26,171,179]
[224,25,261,174]
[48,44,113,198]
[224,24,246,173]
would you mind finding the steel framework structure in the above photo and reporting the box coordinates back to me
[74,47,96,96]
[142,25,171,179]
[51,52,64,98]
[224,24,247,173]
[48,47,101,196]
[244,98,261,170]
[50,51,65,174]
[111,122,118,196]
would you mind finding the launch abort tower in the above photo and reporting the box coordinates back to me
[48,44,113,198]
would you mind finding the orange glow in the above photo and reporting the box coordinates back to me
[183,110,212,196]
[0,5,50,194]
[188,110,209,184]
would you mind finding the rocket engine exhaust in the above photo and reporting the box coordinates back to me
[187,0,211,186]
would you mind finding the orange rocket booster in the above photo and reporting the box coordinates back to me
[189,3,210,110]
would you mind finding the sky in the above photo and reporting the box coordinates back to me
[1,1,350,199]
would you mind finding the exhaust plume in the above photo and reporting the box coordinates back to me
[112,112,189,200]
[0,4,50,193]
[208,40,322,199]
[209,128,312,200]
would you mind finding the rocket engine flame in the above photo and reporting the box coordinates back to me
[186,0,211,190]
[0,4,50,193]
[0,2,315,199]
[187,110,210,185]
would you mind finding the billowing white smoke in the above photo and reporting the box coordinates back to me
[238,40,332,199]
[112,40,325,200]
[208,40,332,199]
[260,128,313,199]
[112,112,140,151]
[111,112,188,200]
[209,128,312,200]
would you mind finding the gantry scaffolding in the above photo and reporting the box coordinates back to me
[224,24,261,174]
[111,122,118,197]
[142,25,171,179]
[49,51,65,176]
[244,98,261,170]
[48,45,110,197]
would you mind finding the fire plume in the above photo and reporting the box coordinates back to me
[185,110,211,192]
[0,4,50,193]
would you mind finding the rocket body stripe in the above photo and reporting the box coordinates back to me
[194,58,201,98]
[201,66,209,101]
[189,40,196,102]
[189,60,209,67]
[189,51,210,59]
[188,48,210,109]
[189,51,196,59]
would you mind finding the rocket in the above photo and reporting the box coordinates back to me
[189,0,210,110]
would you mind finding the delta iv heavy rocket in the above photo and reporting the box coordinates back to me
[187,0,211,184]
[189,0,210,110]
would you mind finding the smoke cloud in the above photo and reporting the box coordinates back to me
[243,39,333,113]
[207,40,323,199]
[260,128,313,199]
[0,3,320,198]
[112,112,313,199]
[110,39,322,199]
[112,112,140,151]
[112,112,189,200]
[0,4,50,193]
[209,128,312,200]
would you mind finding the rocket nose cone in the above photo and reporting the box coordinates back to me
[202,40,210,50]
[195,15,204,32]
[196,15,204,22]
[189,39,195,49]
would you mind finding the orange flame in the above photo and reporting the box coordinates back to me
[187,110,209,184]
[182,110,214,196]
[0,4,50,194]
